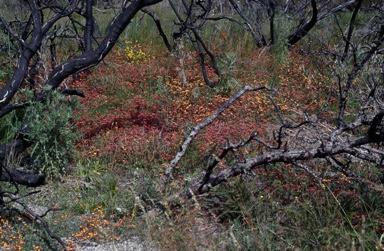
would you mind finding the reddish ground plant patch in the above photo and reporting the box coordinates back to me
[72,45,330,166]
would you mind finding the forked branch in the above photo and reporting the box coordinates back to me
[162,85,273,182]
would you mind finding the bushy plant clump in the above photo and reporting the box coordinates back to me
[25,90,78,177]
[124,41,147,64]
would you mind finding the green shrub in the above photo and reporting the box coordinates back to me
[0,109,24,145]
[25,90,78,177]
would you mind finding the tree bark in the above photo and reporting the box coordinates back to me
[341,0,363,61]
[287,0,317,46]
[84,0,94,52]
[0,167,46,187]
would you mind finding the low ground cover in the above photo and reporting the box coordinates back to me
[1,38,383,250]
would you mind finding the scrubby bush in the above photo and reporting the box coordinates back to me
[25,90,78,177]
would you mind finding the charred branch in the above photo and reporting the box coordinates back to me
[141,8,173,52]
[0,0,80,110]
[0,167,46,187]
[341,0,363,61]
[267,0,276,45]
[168,0,221,87]
[84,0,94,52]
[287,0,317,46]
[59,88,85,98]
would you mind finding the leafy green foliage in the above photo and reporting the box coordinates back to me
[0,109,24,145]
[25,90,78,177]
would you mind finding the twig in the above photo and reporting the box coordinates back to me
[1,191,67,250]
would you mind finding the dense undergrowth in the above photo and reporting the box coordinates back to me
[1,20,384,251]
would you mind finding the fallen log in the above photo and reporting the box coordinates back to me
[1,167,46,187]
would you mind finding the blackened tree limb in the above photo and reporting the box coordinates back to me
[0,0,163,111]
[287,0,317,46]
[0,0,43,110]
[167,0,221,87]
[205,16,244,26]
[84,0,94,52]
[367,112,384,143]
[196,40,216,88]
[0,138,33,164]
[0,0,80,111]
[325,156,365,183]
[286,0,362,47]
[341,0,363,61]
[141,8,173,52]
[0,167,46,187]
[267,0,276,45]
[192,30,221,87]
[0,102,29,118]
[168,0,184,25]
[0,88,83,119]
[59,88,85,98]
[45,0,163,91]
